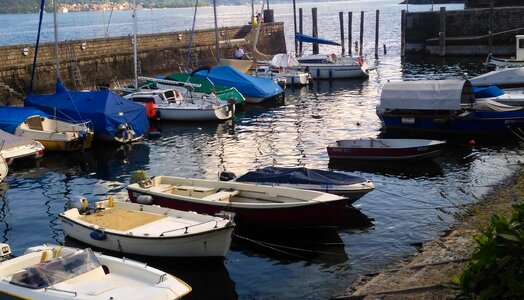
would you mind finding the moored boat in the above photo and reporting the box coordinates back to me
[0,243,191,299]
[60,197,234,258]
[470,67,524,89]
[327,138,446,160]
[0,106,93,151]
[485,35,524,68]
[0,129,45,165]
[219,166,374,203]
[127,174,348,228]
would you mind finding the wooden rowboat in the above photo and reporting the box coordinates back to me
[327,138,446,160]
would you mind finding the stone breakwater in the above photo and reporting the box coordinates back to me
[0,22,286,101]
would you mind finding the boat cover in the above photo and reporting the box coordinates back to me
[193,66,283,99]
[470,67,524,87]
[380,80,474,110]
[0,129,38,149]
[270,54,300,68]
[472,86,505,98]
[295,33,341,46]
[0,107,49,134]
[235,166,366,185]
[25,80,149,138]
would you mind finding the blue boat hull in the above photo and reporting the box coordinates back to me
[378,111,524,138]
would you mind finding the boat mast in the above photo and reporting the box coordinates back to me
[133,0,138,91]
[213,0,220,63]
[53,0,60,80]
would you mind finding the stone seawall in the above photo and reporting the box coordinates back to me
[0,22,286,101]
[405,7,524,56]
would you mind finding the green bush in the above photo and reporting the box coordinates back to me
[451,203,524,299]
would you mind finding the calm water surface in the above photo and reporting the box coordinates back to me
[1,1,522,299]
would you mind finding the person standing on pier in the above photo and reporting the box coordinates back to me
[235,46,245,60]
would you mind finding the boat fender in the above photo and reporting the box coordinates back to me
[137,195,154,205]
[358,56,364,67]
[316,68,320,78]
[90,229,106,241]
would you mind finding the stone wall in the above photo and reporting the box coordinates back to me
[405,7,524,55]
[0,22,286,100]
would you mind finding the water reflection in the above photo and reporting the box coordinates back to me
[91,142,150,181]
[329,158,444,179]
[232,227,349,268]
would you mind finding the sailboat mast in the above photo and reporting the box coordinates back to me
[53,0,60,80]
[133,0,138,91]
[213,0,220,63]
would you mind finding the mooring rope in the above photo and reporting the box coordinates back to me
[29,0,46,94]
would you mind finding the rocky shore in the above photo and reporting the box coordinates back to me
[335,167,524,300]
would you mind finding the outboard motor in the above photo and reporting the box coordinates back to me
[116,123,131,141]
[219,171,237,181]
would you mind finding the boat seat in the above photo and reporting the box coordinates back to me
[201,189,240,201]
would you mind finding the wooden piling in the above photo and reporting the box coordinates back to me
[299,8,303,55]
[339,12,345,54]
[312,7,319,54]
[438,7,446,57]
[359,11,364,56]
[375,10,379,59]
[348,12,353,56]
[401,10,405,57]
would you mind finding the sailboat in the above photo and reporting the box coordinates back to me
[24,0,149,144]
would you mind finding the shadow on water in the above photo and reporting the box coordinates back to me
[64,236,238,300]
[328,158,444,179]
[229,217,373,267]
[91,142,150,181]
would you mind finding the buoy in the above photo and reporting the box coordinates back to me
[469,139,476,146]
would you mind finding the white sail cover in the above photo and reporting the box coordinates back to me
[380,80,473,110]
[270,54,300,68]
[470,67,524,87]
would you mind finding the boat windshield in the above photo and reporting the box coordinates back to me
[10,248,101,289]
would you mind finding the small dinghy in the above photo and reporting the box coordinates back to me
[0,129,45,165]
[327,138,446,160]
[219,166,374,204]
[126,174,349,228]
[60,197,234,258]
[0,243,191,299]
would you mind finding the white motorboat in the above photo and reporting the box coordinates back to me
[125,88,235,122]
[470,67,524,89]
[486,35,524,68]
[0,243,191,299]
[0,155,7,182]
[293,54,369,79]
[253,65,311,86]
[127,174,349,228]
[60,197,235,258]
[0,130,44,165]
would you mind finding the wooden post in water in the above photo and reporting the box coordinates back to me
[438,7,446,57]
[359,11,364,56]
[299,8,303,55]
[293,0,298,55]
[312,7,319,54]
[489,3,493,54]
[401,10,405,57]
[375,10,379,59]
[348,12,352,56]
[339,12,345,54]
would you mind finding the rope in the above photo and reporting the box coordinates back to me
[29,0,46,94]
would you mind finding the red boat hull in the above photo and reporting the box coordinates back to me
[127,189,347,228]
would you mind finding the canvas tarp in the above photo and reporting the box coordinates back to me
[380,80,474,110]
[0,107,49,134]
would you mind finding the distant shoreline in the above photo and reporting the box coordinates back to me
[398,0,465,4]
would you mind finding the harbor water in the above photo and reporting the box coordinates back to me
[1,1,523,299]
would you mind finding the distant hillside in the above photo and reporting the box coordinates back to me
[0,0,341,14]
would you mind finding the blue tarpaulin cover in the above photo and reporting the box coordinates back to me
[472,85,505,99]
[235,166,365,185]
[193,66,283,99]
[295,33,341,46]
[0,107,49,134]
[25,80,149,139]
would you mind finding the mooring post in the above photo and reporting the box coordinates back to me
[439,6,446,57]
[299,8,303,55]
[375,10,379,59]
[489,3,493,54]
[401,10,405,57]
[348,12,353,56]
[359,11,364,56]
[339,12,345,54]
[312,7,319,55]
